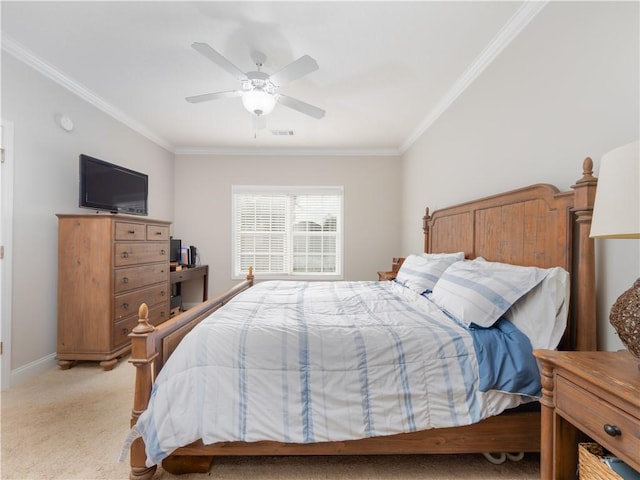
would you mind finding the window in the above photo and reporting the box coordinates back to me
[232,186,343,279]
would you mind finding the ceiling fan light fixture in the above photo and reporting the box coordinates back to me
[242,89,277,116]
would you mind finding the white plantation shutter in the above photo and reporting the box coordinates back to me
[233,186,343,278]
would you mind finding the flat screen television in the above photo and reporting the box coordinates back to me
[79,154,148,216]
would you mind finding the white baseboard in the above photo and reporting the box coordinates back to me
[9,353,57,388]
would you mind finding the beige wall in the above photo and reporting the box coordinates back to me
[2,54,175,379]
[172,154,402,301]
[401,1,639,351]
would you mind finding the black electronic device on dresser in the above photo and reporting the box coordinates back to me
[79,154,148,216]
[170,238,181,263]
[170,238,198,267]
[189,245,197,266]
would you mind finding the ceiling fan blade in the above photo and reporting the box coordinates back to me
[277,94,325,119]
[269,55,319,86]
[191,42,247,80]
[185,90,242,103]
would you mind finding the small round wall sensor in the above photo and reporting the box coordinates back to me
[56,114,74,132]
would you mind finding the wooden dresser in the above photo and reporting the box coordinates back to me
[56,214,171,370]
[534,349,640,479]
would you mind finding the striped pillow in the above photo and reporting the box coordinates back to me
[430,259,550,327]
[394,252,464,294]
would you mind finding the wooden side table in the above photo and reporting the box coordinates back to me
[377,271,396,281]
[534,349,640,479]
[377,257,405,281]
[170,265,209,302]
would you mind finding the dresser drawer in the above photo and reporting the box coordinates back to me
[114,283,169,320]
[146,224,170,241]
[556,375,640,462]
[114,263,170,294]
[115,242,169,266]
[115,221,147,241]
[113,301,170,348]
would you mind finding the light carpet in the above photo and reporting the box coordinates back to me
[1,358,539,479]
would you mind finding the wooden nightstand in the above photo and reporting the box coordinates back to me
[534,349,640,480]
[378,257,405,281]
[377,271,396,281]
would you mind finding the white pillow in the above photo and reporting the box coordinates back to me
[394,252,464,294]
[504,267,570,350]
[430,259,550,328]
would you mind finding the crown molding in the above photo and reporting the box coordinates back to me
[174,146,402,157]
[400,0,548,154]
[3,1,546,158]
[1,33,175,153]
[2,33,400,158]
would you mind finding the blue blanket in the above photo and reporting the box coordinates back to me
[469,319,541,397]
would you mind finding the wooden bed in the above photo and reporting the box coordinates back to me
[127,158,598,479]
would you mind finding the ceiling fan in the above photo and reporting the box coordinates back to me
[186,42,325,120]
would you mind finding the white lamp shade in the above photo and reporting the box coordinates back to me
[242,89,276,116]
[590,140,640,239]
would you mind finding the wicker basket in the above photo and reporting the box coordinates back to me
[579,443,624,480]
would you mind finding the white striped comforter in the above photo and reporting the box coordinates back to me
[130,280,527,466]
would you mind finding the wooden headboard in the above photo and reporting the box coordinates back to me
[423,159,598,352]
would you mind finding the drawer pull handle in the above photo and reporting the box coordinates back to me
[160,249,166,255]
[122,302,129,310]
[122,327,130,334]
[155,231,162,236]
[161,290,166,296]
[122,277,129,284]
[122,251,129,259]
[128,230,136,234]
[604,424,621,437]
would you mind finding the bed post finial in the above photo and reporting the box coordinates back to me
[571,158,598,351]
[247,266,254,282]
[575,157,597,184]
[133,303,155,334]
[423,207,431,253]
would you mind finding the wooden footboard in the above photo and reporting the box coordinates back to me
[128,269,254,480]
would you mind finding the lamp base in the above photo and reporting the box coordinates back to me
[609,278,640,367]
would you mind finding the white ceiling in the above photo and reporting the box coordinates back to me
[1,1,546,155]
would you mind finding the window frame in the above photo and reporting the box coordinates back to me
[231,185,344,280]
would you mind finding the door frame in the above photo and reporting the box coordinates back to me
[1,120,15,390]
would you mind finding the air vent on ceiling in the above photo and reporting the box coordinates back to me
[271,130,295,136]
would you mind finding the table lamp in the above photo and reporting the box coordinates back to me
[590,140,640,362]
